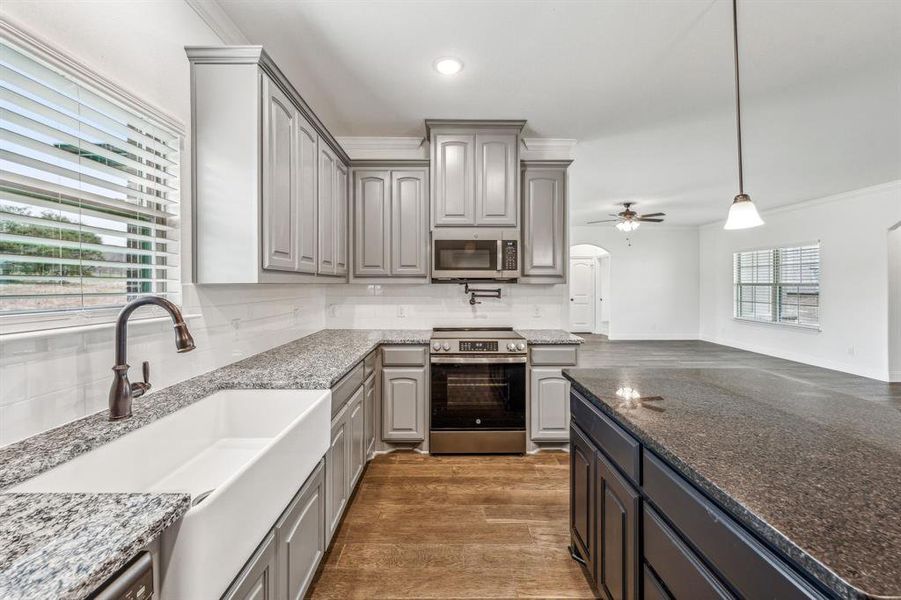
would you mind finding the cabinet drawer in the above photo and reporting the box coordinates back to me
[642,564,671,600]
[364,350,378,377]
[570,390,640,483]
[530,345,578,366]
[382,345,427,366]
[332,362,364,418]
[642,452,824,600]
[643,506,733,600]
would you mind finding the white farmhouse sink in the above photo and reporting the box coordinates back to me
[14,388,331,600]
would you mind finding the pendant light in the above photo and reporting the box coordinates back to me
[724,0,764,230]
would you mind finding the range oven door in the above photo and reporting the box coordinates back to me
[430,356,526,431]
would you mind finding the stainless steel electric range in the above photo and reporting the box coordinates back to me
[429,327,527,454]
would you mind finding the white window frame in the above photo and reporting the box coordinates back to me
[733,241,821,331]
[0,21,185,335]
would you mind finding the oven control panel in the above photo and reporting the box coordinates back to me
[459,341,498,352]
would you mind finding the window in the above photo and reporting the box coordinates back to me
[1,33,181,324]
[734,243,820,328]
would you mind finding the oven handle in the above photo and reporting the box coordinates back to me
[496,240,502,271]
[430,356,527,364]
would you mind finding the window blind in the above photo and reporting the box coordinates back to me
[734,244,820,328]
[0,39,181,316]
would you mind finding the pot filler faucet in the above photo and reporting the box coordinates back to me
[109,296,196,421]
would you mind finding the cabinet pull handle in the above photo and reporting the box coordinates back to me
[568,545,587,566]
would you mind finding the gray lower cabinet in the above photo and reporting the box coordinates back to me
[521,161,570,281]
[349,387,366,489]
[325,404,349,543]
[530,367,572,441]
[223,532,277,600]
[570,424,595,569]
[364,370,377,458]
[275,462,325,600]
[352,166,428,279]
[382,366,426,442]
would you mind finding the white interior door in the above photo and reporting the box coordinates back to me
[569,258,596,332]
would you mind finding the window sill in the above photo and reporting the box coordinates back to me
[0,313,202,342]
[732,317,821,332]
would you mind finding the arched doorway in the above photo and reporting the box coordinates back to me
[889,222,901,381]
[569,244,610,334]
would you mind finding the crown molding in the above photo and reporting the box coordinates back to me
[521,138,578,160]
[337,136,428,160]
[184,0,249,44]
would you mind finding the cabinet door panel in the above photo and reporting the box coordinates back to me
[336,161,348,275]
[522,168,565,277]
[364,372,376,458]
[296,116,318,273]
[530,367,570,441]
[391,170,429,276]
[570,424,594,571]
[475,134,517,226]
[382,367,426,441]
[325,410,348,542]
[222,532,277,600]
[318,142,336,275]
[262,78,297,272]
[433,134,475,225]
[354,171,391,276]
[595,451,640,600]
[349,387,365,488]
[276,463,324,600]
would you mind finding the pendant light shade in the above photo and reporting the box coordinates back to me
[724,0,764,230]
[724,194,764,230]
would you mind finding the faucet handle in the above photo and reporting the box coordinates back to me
[142,361,150,385]
[130,361,152,398]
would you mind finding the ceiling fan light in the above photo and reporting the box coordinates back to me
[724,194,764,230]
[616,220,639,232]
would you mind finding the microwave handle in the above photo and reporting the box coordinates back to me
[496,240,502,271]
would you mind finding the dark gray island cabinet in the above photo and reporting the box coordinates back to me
[569,388,827,600]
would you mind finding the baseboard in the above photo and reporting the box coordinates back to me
[607,333,700,341]
[699,335,891,382]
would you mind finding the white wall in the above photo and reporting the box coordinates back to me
[324,283,568,330]
[570,226,699,340]
[0,2,328,446]
[699,182,901,382]
[888,224,901,382]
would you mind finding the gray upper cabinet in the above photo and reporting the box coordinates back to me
[432,134,475,226]
[318,142,337,275]
[475,133,518,226]
[352,165,429,280]
[391,170,429,276]
[354,170,391,276]
[187,47,349,284]
[522,160,571,281]
[295,115,319,274]
[428,120,524,228]
[261,78,298,272]
[336,161,349,276]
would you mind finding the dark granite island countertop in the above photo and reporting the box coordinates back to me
[563,367,901,600]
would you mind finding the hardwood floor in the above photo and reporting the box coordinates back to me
[307,452,594,599]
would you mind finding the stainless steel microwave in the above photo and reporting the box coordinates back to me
[431,228,520,280]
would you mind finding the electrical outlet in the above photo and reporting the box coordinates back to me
[397,305,407,318]
[848,346,856,356]
[533,306,543,318]
[327,304,337,318]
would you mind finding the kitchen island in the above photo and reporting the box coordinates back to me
[563,367,901,600]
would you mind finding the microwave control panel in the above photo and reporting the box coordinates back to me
[502,241,518,271]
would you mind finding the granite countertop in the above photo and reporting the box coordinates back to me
[0,328,430,600]
[563,367,901,600]
[515,329,584,344]
[0,493,190,600]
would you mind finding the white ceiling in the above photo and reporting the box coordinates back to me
[218,0,901,224]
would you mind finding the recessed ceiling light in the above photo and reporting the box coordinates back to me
[434,57,463,76]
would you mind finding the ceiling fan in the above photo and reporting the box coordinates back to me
[587,202,665,232]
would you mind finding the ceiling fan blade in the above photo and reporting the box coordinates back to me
[609,213,623,217]
[637,218,664,222]
[640,212,666,218]
[587,219,620,224]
